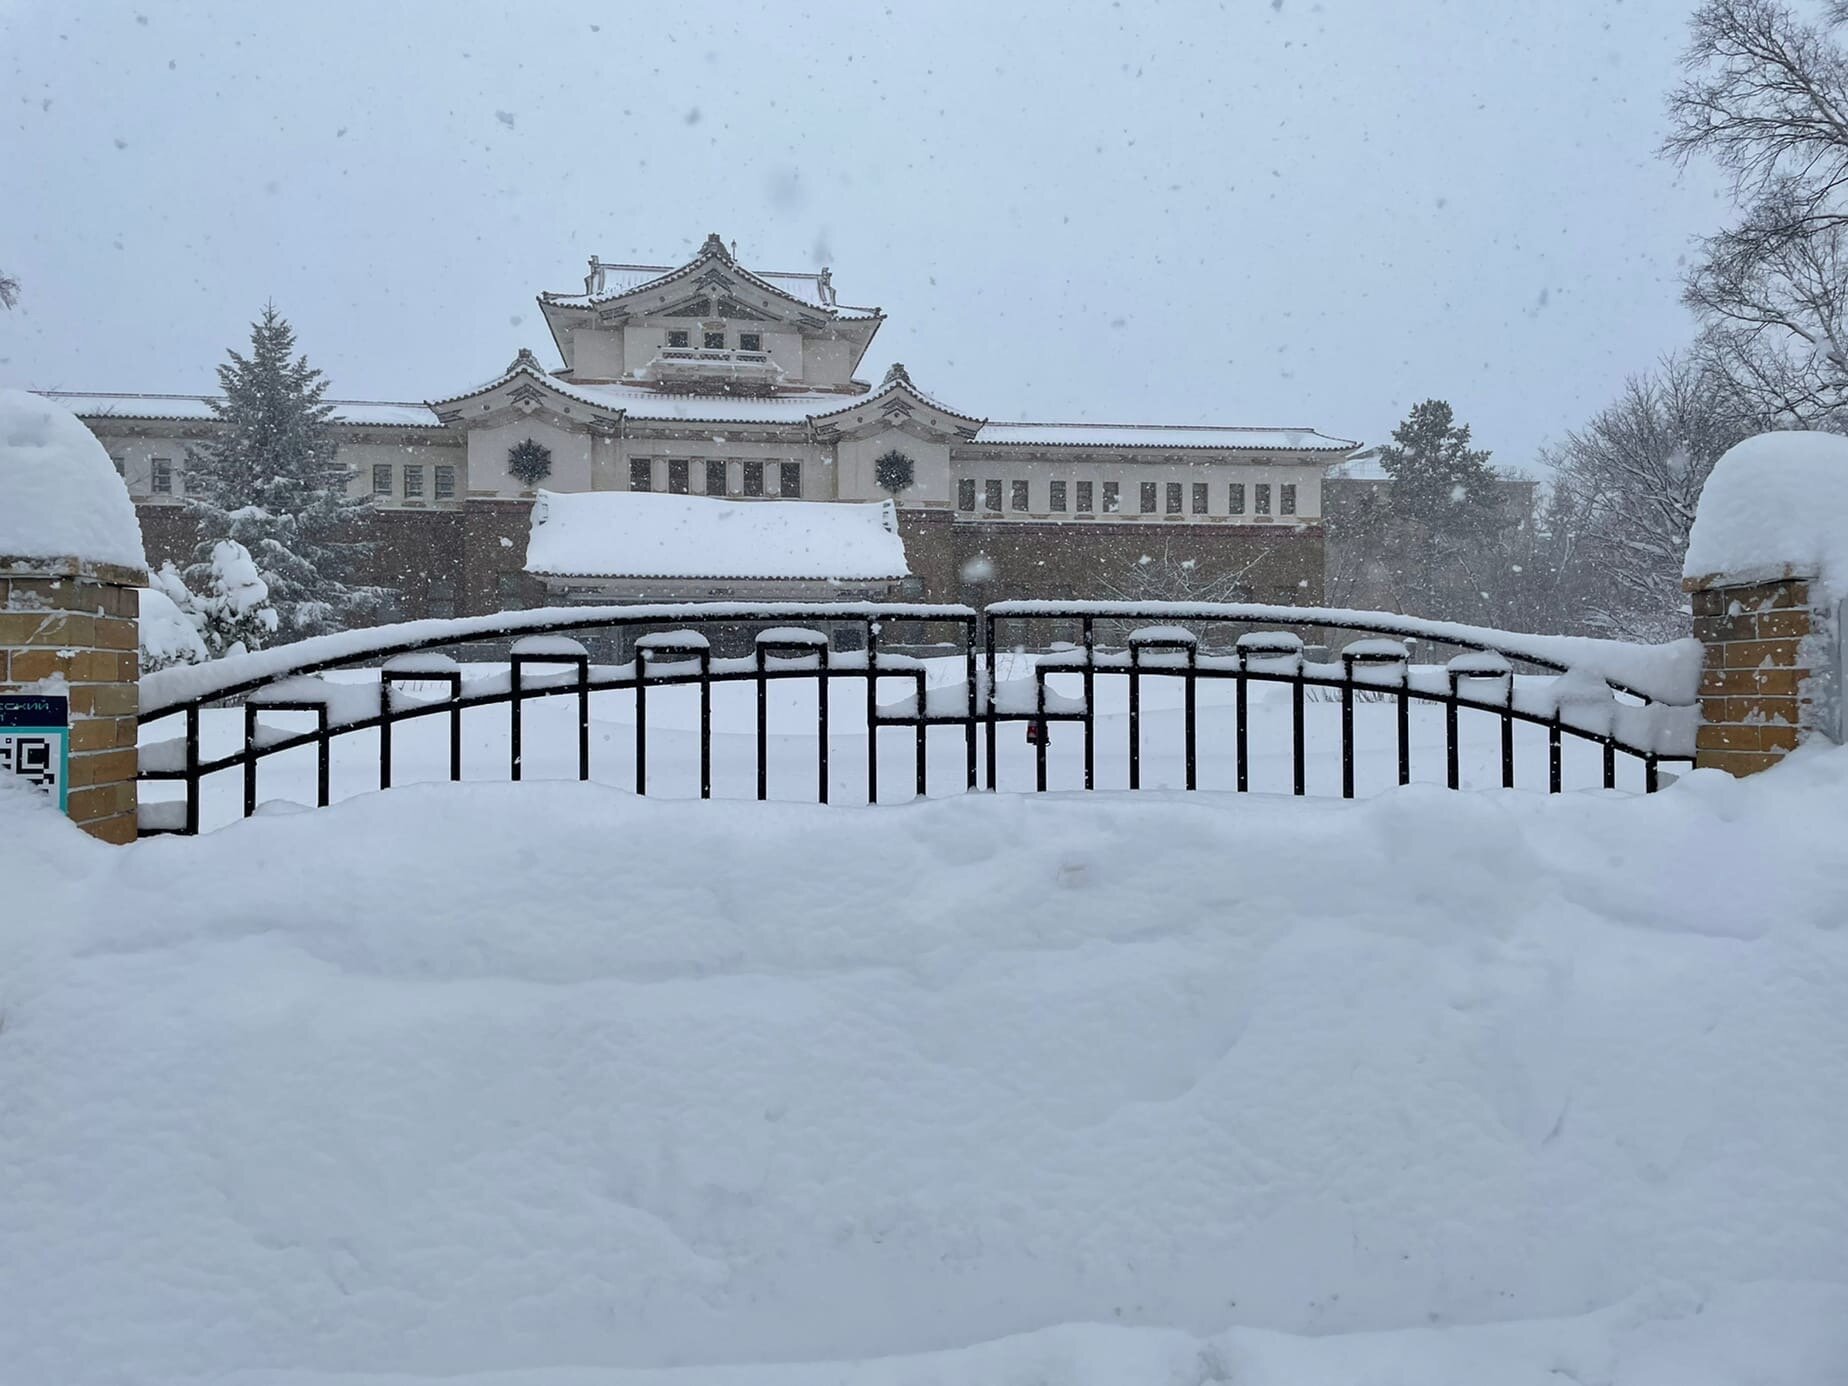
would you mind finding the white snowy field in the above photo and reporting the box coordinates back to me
[141,659,1666,832]
[5,742,1848,1385]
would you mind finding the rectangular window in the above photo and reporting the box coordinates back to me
[110,455,125,477]
[1140,481,1158,514]
[1166,482,1183,514]
[434,464,456,500]
[667,459,690,494]
[703,330,725,350]
[1102,481,1120,513]
[630,458,654,492]
[1192,482,1209,515]
[706,459,727,495]
[403,465,425,499]
[372,464,393,497]
[1011,479,1030,512]
[1280,482,1297,515]
[984,479,1003,512]
[151,457,173,495]
[1229,482,1246,515]
[1049,480,1067,512]
[1255,482,1272,515]
[739,332,762,353]
[779,461,802,498]
[1076,480,1094,513]
[958,478,977,512]
[668,329,690,349]
[742,460,764,496]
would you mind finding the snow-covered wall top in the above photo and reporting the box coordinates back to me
[525,490,912,581]
[1684,430,1848,594]
[0,387,147,569]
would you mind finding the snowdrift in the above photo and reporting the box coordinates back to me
[3,757,1848,1384]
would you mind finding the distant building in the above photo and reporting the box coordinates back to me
[49,233,1359,616]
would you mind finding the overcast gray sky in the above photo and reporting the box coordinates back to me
[2,0,1729,469]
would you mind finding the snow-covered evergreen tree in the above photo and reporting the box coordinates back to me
[139,562,210,673]
[195,540,280,657]
[185,304,386,641]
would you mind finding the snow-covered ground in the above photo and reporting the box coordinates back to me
[141,658,1670,832]
[5,743,1848,1384]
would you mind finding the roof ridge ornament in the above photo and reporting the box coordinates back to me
[505,347,546,377]
[701,232,731,262]
[584,256,606,295]
[817,267,837,307]
[881,362,913,391]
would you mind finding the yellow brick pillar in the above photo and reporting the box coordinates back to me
[0,557,147,842]
[1684,573,1829,777]
[0,388,151,841]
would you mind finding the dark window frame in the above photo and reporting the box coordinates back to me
[703,329,726,350]
[706,459,728,495]
[668,459,690,494]
[1192,482,1209,515]
[739,331,762,353]
[667,329,690,349]
[1229,482,1246,515]
[630,459,654,492]
[372,463,393,497]
[1076,480,1094,512]
[1255,482,1273,516]
[151,457,174,495]
[742,460,765,496]
[403,464,425,499]
[958,478,977,512]
[1049,480,1067,512]
[1102,480,1121,513]
[1140,481,1158,514]
[1280,482,1297,515]
[434,464,456,500]
[780,461,802,498]
[984,479,1003,512]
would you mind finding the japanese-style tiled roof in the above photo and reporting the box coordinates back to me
[39,391,444,428]
[540,236,882,321]
[967,422,1360,452]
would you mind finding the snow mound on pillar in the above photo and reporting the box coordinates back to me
[4,764,1848,1383]
[0,388,147,569]
[1683,429,1848,595]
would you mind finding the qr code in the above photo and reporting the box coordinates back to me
[0,734,59,790]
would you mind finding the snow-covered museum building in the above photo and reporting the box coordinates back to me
[51,234,1358,617]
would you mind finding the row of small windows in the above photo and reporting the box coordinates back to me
[665,329,764,353]
[630,458,802,498]
[956,478,1297,517]
[372,463,457,500]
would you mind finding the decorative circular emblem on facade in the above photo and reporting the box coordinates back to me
[873,449,915,497]
[507,437,553,487]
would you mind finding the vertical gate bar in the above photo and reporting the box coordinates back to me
[1602,738,1616,790]
[510,658,523,783]
[1396,677,1411,786]
[915,670,928,800]
[756,648,769,802]
[448,674,462,783]
[379,679,393,791]
[1445,681,1460,791]
[1291,662,1306,797]
[577,657,591,783]
[817,655,829,805]
[635,654,647,796]
[699,650,712,801]
[243,701,257,818]
[963,615,977,792]
[1501,676,1516,789]
[1549,712,1562,793]
[1235,656,1249,794]
[1341,666,1355,800]
[316,708,330,808]
[1082,616,1096,792]
[1035,668,1048,793]
[983,611,998,792]
[185,704,200,836]
[1128,647,1141,791]
[1184,645,1198,792]
[865,617,879,805]
[1645,753,1660,793]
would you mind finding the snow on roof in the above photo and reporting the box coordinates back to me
[543,259,881,319]
[1684,431,1848,595]
[572,381,867,425]
[525,490,911,581]
[1328,453,1388,480]
[969,422,1359,452]
[40,391,443,428]
[0,388,148,569]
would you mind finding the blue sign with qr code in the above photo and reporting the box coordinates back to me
[0,694,70,811]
